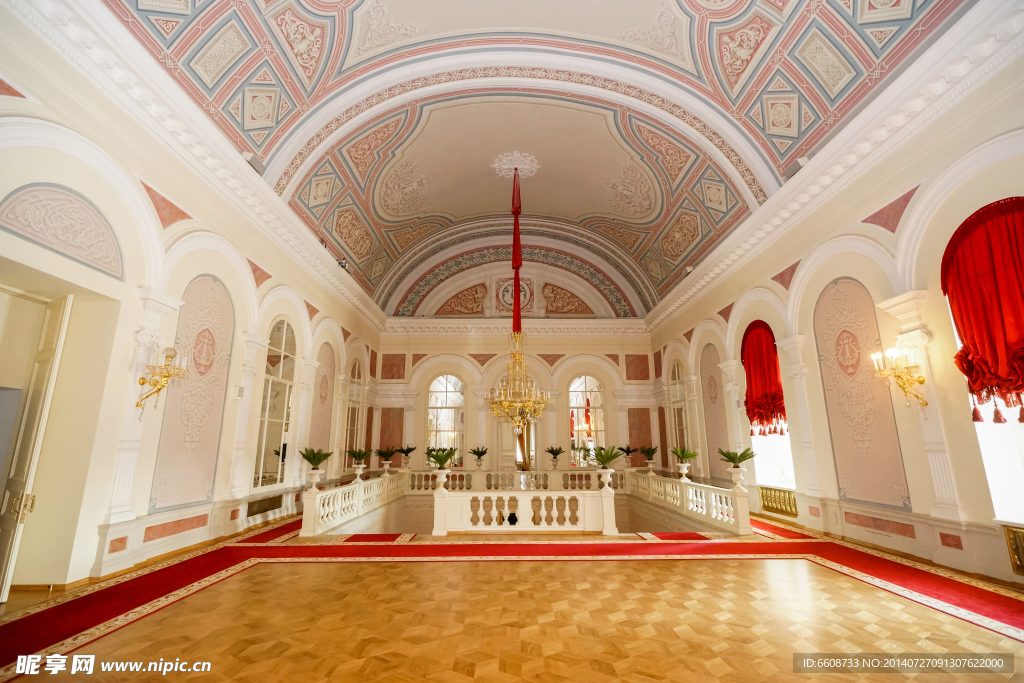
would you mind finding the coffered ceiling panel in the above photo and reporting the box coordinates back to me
[101,0,969,317]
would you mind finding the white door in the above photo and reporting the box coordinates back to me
[0,295,72,602]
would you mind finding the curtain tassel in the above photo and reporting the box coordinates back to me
[972,406,983,422]
[780,426,786,436]
[993,406,1007,423]
[1019,406,1024,424]
[750,427,755,436]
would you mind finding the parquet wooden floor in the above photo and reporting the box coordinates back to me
[54,559,1022,682]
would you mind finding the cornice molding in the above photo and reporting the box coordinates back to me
[382,318,649,337]
[7,0,386,330]
[645,3,1024,333]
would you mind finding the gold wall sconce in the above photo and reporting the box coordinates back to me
[871,347,928,407]
[137,347,189,410]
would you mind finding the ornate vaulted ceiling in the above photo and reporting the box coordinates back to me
[102,0,967,316]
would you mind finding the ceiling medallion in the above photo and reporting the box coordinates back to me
[493,151,540,178]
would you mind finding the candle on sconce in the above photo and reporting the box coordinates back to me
[903,348,915,367]
[871,352,883,371]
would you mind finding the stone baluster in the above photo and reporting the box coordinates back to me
[105,288,183,524]
[228,334,269,499]
[878,291,967,521]
[432,469,449,536]
[598,469,618,535]
[775,336,823,499]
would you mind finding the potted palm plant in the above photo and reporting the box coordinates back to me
[426,447,457,487]
[469,446,488,470]
[347,448,371,481]
[671,446,699,478]
[617,444,639,468]
[575,446,592,467]
[718,447,755,488]
[300,448,332,488]
[396,445,416,469]
[545,446,564,469]
[639,446,658,470]
[375,447,396,474]
[593,446,620,488]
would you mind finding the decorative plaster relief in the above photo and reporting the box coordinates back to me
[495,277,534,315]
[542,283,593,316]
[436,283,486,316]
[309,342,335,451]
[189,22,251,89]
[0,184,122,279]
[150,276,234,511]
[700,343,731,481]
[814,278,911,510]
[358,0,427,55]
[492,151,540,178]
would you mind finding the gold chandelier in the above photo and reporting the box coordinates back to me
[486,167,549,435]
[489,331,549,435]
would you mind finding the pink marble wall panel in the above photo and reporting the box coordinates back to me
[150,276,234,511]
[309,342,335,452]
[364,407,374,450]
[700,344,731,480]
[412,354,427,366]
[605,354,619,365]
[844,511,916,538]
[230,509,240,521]
[814,278,911,510]
[940,532,963,550]
[627,408,653,467]
[379,408,404,451]
[107,537,128,554]
[369,350,377,378]
[653,350,662,379]
[658,407,668,468]
[381,354,406,379]
[625,354,650,380]
[143,514,209,543]
[142,182,191,229]
[808,506,821,518]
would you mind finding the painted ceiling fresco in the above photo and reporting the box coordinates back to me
[103,0,967,315]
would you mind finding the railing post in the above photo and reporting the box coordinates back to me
[300,486,320,536]
[355,479,365,517]
[598,469,618,536]
[432,468,449,536]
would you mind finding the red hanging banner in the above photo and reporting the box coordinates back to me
[511,168,523,332]
[741,320,787,430]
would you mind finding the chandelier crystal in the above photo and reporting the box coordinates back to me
[489,331,549,435]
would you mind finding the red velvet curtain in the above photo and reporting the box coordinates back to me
[941,197,1024,422]
[741,320,787,435]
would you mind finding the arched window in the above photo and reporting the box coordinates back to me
[741,321,795,489]
[254,319,296,488]
[427,375,464,467]
[669,361,686,449]
[345,361,363,464]
[569,375,604,467]
[942,197,1024,522]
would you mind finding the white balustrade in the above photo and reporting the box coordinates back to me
[300,470,406,537]
[438,491,604,532]
[625,471,751,535]
[300,466,751,537]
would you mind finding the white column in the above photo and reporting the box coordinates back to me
[776,336,822,498]
[228,334,269,498]
[684,375,704,478]
[718,360,745,449]
[332,375,348,478]
[290,359,319,486]
[879,291,967,521]
[105,288,183,524]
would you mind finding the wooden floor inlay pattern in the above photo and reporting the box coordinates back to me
[54,559,1022,681]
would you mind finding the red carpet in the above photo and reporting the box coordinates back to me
[1,525,1020,670]
[751,517,815,539]
[242,519,301,543]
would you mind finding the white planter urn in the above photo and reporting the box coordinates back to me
[677,462,691,478]
[475,457,485,471]
[353,463,366,481]
[402,455,411,470]
[728,466,745,488]
[435,468,450,489]
[306,468,325,489]
[381,462,391,475]
[597,468,614,487]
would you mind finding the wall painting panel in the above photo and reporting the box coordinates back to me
[813,277,911,510]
